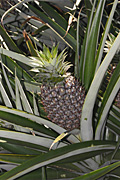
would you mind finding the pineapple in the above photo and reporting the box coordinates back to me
[31,44,85,131]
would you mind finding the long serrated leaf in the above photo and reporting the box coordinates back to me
[84,0,92,17]
[0,48,36,67]
[24,82,40,93]
[95,62,120,140]
[0,80,13,108]
[33,93,39,116]
[75,10,80,78]
[1,55,33,81]
[79,0,96,83]
[81,32,120,141]
[107,121,120,136]
[84,0,106,90]
[0,141,117,180]
[0,142,40,155]
[15,72,23,110]
[15,165,78,180]
[15,76,33,114]
[0,106,58,138]
[0,130,65,150]
[94,0,118,72]
[108,113,120,129]
[40,1,76,38]
[0,55,15,100]
[28,3,76,50]
[0,106,79,143]
[0,25,21,53]
[0,153,35,164]
[72,161,120,180]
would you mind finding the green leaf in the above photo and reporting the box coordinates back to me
[1,55,15,100]
[72,161,120,180]
[84,0,92,17]
[84,0,106,90]
[33,93,40,116]
[28,3,76,50]
[39,2,76,38]
[0,78,13,108]
[95,62,120,140]
[0,153,35,164]
[42,166,47,180]
[0,25,21,53]
[94,0,118,72]
[0,140,117,180]
[0,106,58,138]
[0,48,35,67]
[107,113,120,133]
[0,141,40,155]
[1,54,33,81]
[81,32,120,141]
[79,0,96,84]
[16,165,78,180]
[15,76,33,113]
[0,130,64,151]
[75,11,80,78]
[0,105,79,143]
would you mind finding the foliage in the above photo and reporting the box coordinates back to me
[0,0,120,179]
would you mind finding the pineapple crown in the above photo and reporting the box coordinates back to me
[30,44,72,83]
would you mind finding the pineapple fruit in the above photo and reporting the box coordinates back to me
[31,44,85,131]
[31,44,119,131]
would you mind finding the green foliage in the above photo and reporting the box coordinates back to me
[30,44,72,83]
[0,0,119,179]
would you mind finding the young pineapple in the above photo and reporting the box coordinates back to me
[31,44,85,131]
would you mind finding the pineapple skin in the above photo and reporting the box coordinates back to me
[40,76,85,131]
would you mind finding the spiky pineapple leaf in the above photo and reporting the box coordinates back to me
[95,62,120,140]
[0,130,65,151]
[0,153,35,164]
[107,111,120,136]
[1,55,16,100]
[0,77,13,108]
[0,105,79,143]
[95,0,118,72]
[15,76,33,113]
[80,0,106,90]
[0,25,21,53]
[0,142,40,155]
[0,106,58,137]
[28,3,76,50]
[72,161,120,180]
[0,48,35,67]
[39,1,76,38]
[1,54,33,81]
[30,44,72,82]
[81,32,120,141]
[0,140,117,180]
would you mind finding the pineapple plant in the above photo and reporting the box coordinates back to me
[31,44,85,131]
[0,0,120,179]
